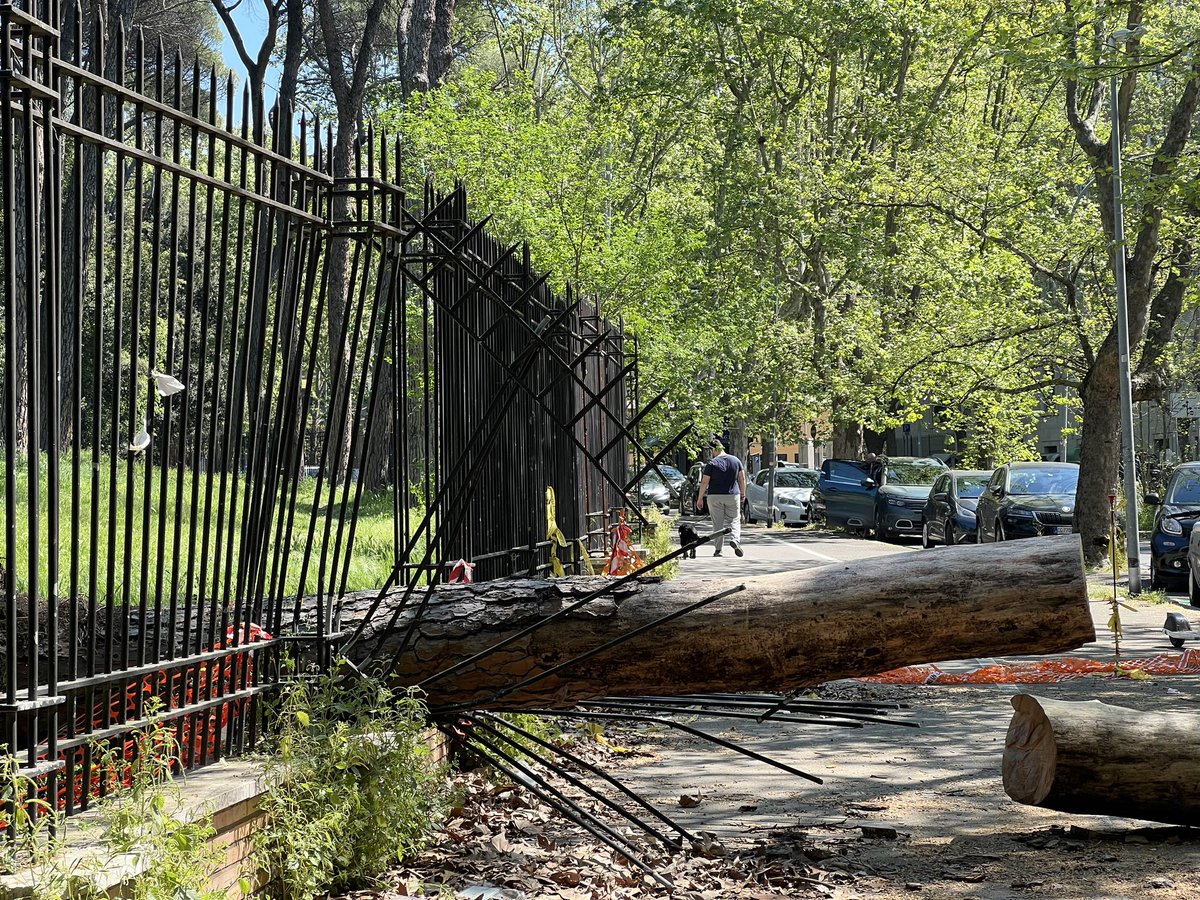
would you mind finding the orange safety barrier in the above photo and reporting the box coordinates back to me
[3,623,271,825]
[607,510,644,576]
[861,648,1200,684]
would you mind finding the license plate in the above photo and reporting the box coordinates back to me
[1051,526,1070,535]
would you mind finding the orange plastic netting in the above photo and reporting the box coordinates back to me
[860,649,1200,684]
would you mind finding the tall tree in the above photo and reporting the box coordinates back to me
[1061,1,1200,564]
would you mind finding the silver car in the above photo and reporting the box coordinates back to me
[744,467,818,526]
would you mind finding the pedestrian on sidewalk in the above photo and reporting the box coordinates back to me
[696,437,746,557]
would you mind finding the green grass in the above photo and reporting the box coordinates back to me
[0,453,413,607]
[1087,581,1172,607]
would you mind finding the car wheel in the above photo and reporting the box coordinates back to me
[921,522,932,549]
[1190,569,1200,608]
[1149,562,1164,591]
[944,523,956,547]
[875,511,890,543]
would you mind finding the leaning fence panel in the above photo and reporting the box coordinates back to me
[0,0,667,834]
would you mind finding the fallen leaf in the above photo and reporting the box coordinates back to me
[692,831,726,858]
[679,794,702,808]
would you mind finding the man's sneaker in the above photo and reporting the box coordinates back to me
[731,540,744,557]
[713,549,722,557]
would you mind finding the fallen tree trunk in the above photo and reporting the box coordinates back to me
[332,534,1094,710]
[1003,694,1200,827]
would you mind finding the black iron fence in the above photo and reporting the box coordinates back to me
[0,0,680,831]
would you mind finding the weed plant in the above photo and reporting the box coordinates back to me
[0,757,78,900]
[641,506,679,579]
[254,667,447,899]
[94,702,222,900]
[0,705,221,900]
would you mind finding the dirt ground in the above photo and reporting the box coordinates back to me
[333,544,1200,900]
[352,672,1200,900]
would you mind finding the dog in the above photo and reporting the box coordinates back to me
[678,523,700,558]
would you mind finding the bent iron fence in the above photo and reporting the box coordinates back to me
[0,0,683,832]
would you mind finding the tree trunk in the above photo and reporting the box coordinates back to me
[1075,336,1121,566]
[331,534,1093,710]
[831,421,862,459]
[362,359,394,490]
[1003,694,1200,828]
[325,119,357,481]
[728,420,748,468]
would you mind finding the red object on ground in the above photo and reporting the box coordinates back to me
[861,649,1200,684]
[607,510,644,576]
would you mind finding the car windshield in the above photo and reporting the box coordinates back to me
[1166,471,1200,505]
[774,471,817,488]
[1007,467,1079,495]
[886,462,943,486]
[659,465,685,483]
[956,475,989,499]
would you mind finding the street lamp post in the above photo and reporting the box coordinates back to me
[1109,27,1145,593]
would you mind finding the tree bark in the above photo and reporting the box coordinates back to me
[831,421,863,459]
[332,534,1093,710]
[1003,694,1200,828]
[1074,335,1122,565]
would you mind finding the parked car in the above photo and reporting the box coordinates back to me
[658,464,686,492]
[811,456,947,541]
[975,462,1079,542]
[920,470,992,547]
[1146,461,1200,589]
[744,467,819,526]
[632,470,674,510]
[1185,516,1200,606]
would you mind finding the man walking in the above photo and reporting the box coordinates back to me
[696,437,746,557]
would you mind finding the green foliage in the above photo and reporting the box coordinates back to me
[0,757,79,900]
[0,706,221,900]
[490,713,564,764]
[92,705,223,900]
[378,0,1200,484]
[640,506,679,580]
[253,668,446,899]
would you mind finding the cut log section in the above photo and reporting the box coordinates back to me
[1003,694,1200,827]
[332,534,1094,710]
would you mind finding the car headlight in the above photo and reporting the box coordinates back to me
[1161,517,1184,536]
[1005,508,1034,519]
[887,497,905,507]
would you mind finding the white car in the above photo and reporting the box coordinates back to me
[744,467,819,526]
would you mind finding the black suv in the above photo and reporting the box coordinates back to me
[1146,462,1200,588]
[811,456,947,541]
[975,462,1078,542]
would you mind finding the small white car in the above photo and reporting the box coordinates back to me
[744,467,819,526]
